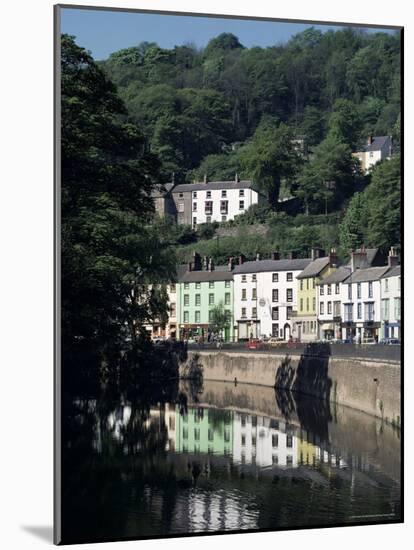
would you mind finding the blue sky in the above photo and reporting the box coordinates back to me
[60,7,394,60]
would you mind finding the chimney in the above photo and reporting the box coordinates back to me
[238,254,246,265]
[329,248,338,267]
[256,253,261,261]
[228,256,235,272]
[288,251,298,260]
[187,262,192,272]
[350,247,368,272]
[208,257,215,272]
[311,248,325,260]
[203,173,208,184]
[193,252,202,271]
[367,134,373,146]
[235,173,240,183]
[271,251,280,261]
[388,247,399,267]
[203,256,209,270]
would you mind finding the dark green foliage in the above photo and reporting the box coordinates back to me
[339,193,367,254]
[61,35,175,353]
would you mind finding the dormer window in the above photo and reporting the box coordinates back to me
[206,191,211,198]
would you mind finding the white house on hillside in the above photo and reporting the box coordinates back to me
[353,135,392,173]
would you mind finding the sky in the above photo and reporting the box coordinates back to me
[60,7,394,60]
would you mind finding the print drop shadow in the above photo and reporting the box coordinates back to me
[274,343,333,443]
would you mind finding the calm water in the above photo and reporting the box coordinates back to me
[61,380,401,543]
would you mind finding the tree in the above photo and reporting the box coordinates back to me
[240,120,302,205]
[339,193,366,253]
[364,155,401,250]
[328,98,363,149]
[209,301,230,337]
[61,35,175,352]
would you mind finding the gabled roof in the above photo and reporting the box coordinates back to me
[317,266,351,285]
[151,183,175,198]
[344,266,389,284]
[345,248,384,268]
[357,136,392,153]
[171,180,254,193]
[296,257,330,279]
[180,267,233,283]
[233,258,312,275]
[382,265,401,278]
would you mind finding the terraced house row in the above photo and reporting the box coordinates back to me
[146,247,401,343]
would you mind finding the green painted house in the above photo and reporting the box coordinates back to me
[177,257,235,341]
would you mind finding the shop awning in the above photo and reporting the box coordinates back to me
[321,323,334,331]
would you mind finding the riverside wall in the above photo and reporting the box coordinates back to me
[180,350,401,426]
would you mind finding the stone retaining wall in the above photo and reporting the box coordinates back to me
[181,351,401,425]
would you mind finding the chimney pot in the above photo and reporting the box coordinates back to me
[288,251,297,260]
[203,173,208,184]
[271,251,280,261]
[238,254,246,265]
[256,253,260,261]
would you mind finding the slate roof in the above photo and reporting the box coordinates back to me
[358,135,391,153]
[316,267,351,285]
[382,265,401,278]
[171,180,254,193]
[344,266,389,284]
[345,248,382,268]
[233,258,312,275]
[180,266,233,283]
[296,257,330,279]
[151,183,174,197]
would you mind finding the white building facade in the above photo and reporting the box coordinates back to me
[353,135,392,173]
[317,267,351,341]
[380,265,401,340]
[233,256,311,340]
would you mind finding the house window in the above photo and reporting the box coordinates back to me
[272,307,279,320]
[170,303,176,317]
[381,299,389,321]
[239,200,245,210]
[241,307,247,318]
[206,191,211,198]
[306,279,309,290]
[394,298,401,320]
[384,279,389,292]
[344,304,353,322]
[333,301,340,316]
[225,280,231,288]
[193,202,197,211]
[335,283,340,294]
[320,285,324,295]
[209,281,214,288]
[179,193,184,198]
[208,429,214,442]
[194,428,200,441]
[195,294,201,306]
[272,434,279,448]
[178,202,184,212]
[306,297,309,311]
[239,189,244,197]
[205,200,213,214]
[193,217,197,226]
[220,200,228,214]
[184,282,189,289]
[195,311,200,323]
[300,280,303,291]
[327,284,332,295]
[221,215,227,222]
[327,301,332,314]
[300,298,303,310]
[252,307,257,318]
[209,293,214,305]
[170,283,176,293]
[368,282,373,298]
[286,435,293,448]
[242,289,247,301]
[206,216,211,223]
[252,288,257,300]
[193,191,197,198]
[364,302,375,321]
[357,303,362,319]
[272,289,279,302]
[348,284,352,300]
[357,283,361,299]
[242,275,247,282]
[287,272,293,282]
[286,289,293,302]
[320,302,324,315]
[252,274,257,282]
[184,294,189,306]
[272,273,279,282]
[272,323,279,336]
[208,310,213,322]
[313,297,316,311]
[183,311,189,323]
[195,282,201,289]
[225,292,231,305]
[183,427,188,439]
[287,306,292,319]
[221,190,227,198]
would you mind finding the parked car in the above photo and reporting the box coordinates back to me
[245,339,263,350]
[268,337,287,348]
[379,337,400,345]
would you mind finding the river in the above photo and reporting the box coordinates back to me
[60,378,401,543]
